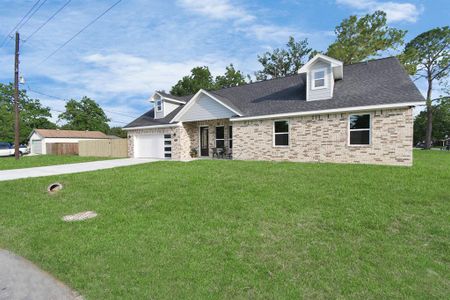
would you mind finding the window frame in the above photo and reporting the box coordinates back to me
[215,126,225,149]
[228,125,233,149]
[348,113,372,146]
[155,99,163,112]
[164,134,172,159]
[273,120,290,147]
[312,68,327,90]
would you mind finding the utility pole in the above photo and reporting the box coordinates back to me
[13,32,20,160]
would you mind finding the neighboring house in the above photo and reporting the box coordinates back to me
[28,129,109,154]
[124,55,425,166]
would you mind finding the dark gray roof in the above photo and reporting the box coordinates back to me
[157,91,190,103]
[212,57,424,117]
[125,106,183,128]
[125,57,424,128]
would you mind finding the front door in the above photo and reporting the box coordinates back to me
[200,126,209,157]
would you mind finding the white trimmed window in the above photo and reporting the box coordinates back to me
[312,69,326,89]
[349,114,371,145]
[155,99,162,112]
[273,120,289,146]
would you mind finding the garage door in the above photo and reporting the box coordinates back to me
[135,134,172,158]
[31,140,42,154]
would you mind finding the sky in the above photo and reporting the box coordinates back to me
[0,0,449,126]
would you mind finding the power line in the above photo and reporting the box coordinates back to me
[0,0,42,48]
[17,0,49,31]
[48,108,130,125]
[26,85,138,122]
[24,0,72,42]
[39,0,122,64]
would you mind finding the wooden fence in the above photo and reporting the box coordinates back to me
[46,143,79,155]
[79,139,128,157]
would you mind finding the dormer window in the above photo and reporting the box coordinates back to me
[312,68,326,89]
[155,99,162,112]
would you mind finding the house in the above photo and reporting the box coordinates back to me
[123,55,425,166]
[28,129,109,154]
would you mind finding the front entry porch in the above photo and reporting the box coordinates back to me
[182,119,233,159]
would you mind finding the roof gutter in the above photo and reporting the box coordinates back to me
[122,123,181,131]
[230,102,425,122]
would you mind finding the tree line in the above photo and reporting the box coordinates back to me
[0,83,125,143]
[0,11,448,146]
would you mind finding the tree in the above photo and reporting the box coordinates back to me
[401,26,450,149]
[414,96,450,145]
[327,11,406,64]
[58,96,110,133]
[170,66,215,96]
[108,126,127,138]
[0,83,56,143]
[255,36,312,80]
[170,65,248,96]
[214,64,248,89]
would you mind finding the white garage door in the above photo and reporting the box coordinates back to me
[31,140,42,154]
[134,134,166,158]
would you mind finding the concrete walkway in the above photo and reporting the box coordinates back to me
[0,249,82,300]
[0,158,157,182]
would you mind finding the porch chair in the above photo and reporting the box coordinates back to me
[225,147,232,159]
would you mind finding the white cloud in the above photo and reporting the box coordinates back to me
[336,0,422,22]
[176,0,303,42]
[80,53,232,94]
[177,0,255,22]
[245,24,296,42]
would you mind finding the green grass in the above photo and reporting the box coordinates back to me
[0,155,113,170]
[0,151,449,299]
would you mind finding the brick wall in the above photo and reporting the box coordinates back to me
[232,108,413,166]
[184,119,231,157]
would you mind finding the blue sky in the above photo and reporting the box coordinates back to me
[0,0,448,126]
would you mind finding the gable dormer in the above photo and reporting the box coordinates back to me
[150,92,185,119]
[299,54,343,101]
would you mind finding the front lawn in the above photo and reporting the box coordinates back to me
[0,155,113,170]
[0,151,448,299]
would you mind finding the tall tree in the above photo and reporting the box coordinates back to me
[58,96,110,133]
[170,65,248,96]
[327,11,406,64]
[170,66,215,96]
[255,36,312,80]
[414,96,450,145]
[0,83,56,143]
[401,26,450,149]
[214,64,248,89]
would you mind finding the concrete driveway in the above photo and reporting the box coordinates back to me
[0,249,82,300]
[0,158,157,182]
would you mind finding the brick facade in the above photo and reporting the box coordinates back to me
[127,108,413,166]
[184,119,231,158]
[232,108,413,166]
[127,119,231,160]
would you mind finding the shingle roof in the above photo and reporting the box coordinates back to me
[124,106,184,128]
[34,129,109,139]
[157,91,190,103]
[125,57,424,128]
